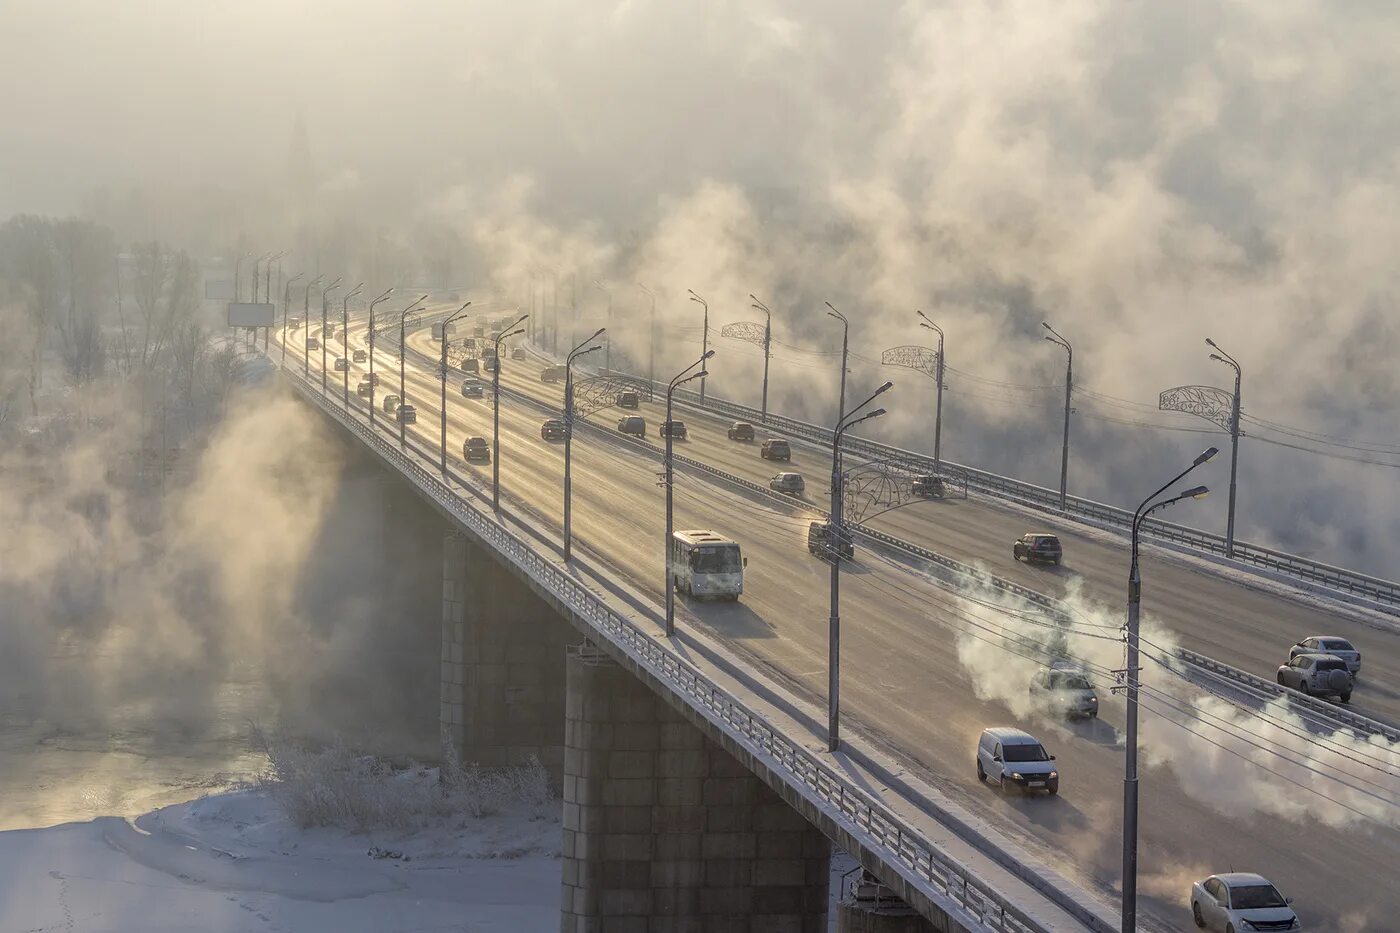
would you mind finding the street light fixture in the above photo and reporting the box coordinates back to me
[1120,447,1215,933]
[493,313,529,513]
[1205,338,1243,559]
[367,288,394,426]
[280,272,304,366]
[302,275,324,375]
[916,311,947,474]
[320,277,342,392]
[687,289,710,403]
[397,295,429,447]
[563,327,606,561]
[341,282,364,409]
[664,349,715,636]
[1042,322,1073,510]
[749,295,774,422]
[438,301,474,474]
[827,380,894,752]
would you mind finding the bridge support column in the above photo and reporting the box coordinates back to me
[835,873,936,933]
[561,645,829,933]
[440,532,570,785]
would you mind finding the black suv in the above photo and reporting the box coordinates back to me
[1013,533,1063,565]
[462,437,491,463]
[617,416,646,437]
[728,421,755,441]
[659,420,688,440]
[541,419,568,441]
[617,391,640,409]
[760,438,791,461]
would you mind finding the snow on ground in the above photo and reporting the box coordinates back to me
[0,775,561,932]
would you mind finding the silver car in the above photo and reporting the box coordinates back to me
[769,472,805,495]
[1191,873,1300,931]
[1289,635,1360,674]
[1276,653,1353,703]
[1029,666,1098,718]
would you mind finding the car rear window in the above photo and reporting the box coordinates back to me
[1316,658,1347,671]
[1322,639,1355,651]
[1032,536,1060,545]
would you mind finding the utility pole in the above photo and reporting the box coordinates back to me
[639,284,656,387]
[1043,322,1073,510]
[917,311,946,473]
[281,272,304,366]
[493,314,528,512]
[367,288,394,427]
[563,328,606,560]
[302,275,323,376]
[321,278,342,393]
[825,303,849,429]
[688,289,709,403]
[341,282,363,409]
[1206,338,1243,558]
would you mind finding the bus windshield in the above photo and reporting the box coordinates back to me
[691,546,742,574]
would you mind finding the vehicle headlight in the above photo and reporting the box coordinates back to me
[1048,771,1058,779]
[1088,697,1098,703]
[1010,772,1024,780]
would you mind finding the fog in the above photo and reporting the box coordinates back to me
[7,0,1393,571]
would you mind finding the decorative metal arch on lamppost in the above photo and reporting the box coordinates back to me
[302,275,324,375]
[917,311,947,473]
[340,282,364,409]
[492,313,528,513]
[320,278,342,392]
[563,328,606,561]
[1206,338,1243,559]
[826,302,850,425]
[280,272,304,366]
[367,288,393,425]
[827,380,893,752]
[1119,448,1215,933]
[397,295,429,447]
[1042,322,1073,510]
[438,302,474,474]
[663,350,714,637]
[687,289,710,403]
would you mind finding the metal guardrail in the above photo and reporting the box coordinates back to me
[599,370,1400,614]
[1176,649,1400,743]
[275,362,1063,933]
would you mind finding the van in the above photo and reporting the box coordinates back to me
[976,728,1058,795]
[617,416,646,437]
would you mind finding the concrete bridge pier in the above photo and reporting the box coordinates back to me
[835,872,937,933]
[560,644,830,932]
[440,531,572,785]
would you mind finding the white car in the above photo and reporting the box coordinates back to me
[1191,872,1300,931]
[975,727,1058,795]
[1289,635,1360,674]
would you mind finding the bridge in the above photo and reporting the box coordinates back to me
[265,300,1398,933]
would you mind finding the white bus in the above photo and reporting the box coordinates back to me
[670,530,745,600]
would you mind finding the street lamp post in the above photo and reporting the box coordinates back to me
[320,278,342,392]
[492,314,529,512]
[397,295,429,447]
[593,280,612,370]
[917,311,946,473]
[1042,322,1073,510]
[826,303,850,425]
[367,288,394,425]
[341,282,363,409]
[281,272,304,366]
[234,254,246,303]
[639,284,656,387]
[563,328,607,561]
[251,253,269,301]
[264,251,284,351]
[827,381,894,752]
[302,275,323,375]
[1121,449,1215,933]
[1205,338,1243,559]
[687,290,709,403]
[438,302,474,474]
[664,350,715,636]
[749,295,773,422]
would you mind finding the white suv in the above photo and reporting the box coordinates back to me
[1191,872,1300,931]
[975,728,1058,795]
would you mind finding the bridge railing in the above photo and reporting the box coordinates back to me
[601,371,1399,613]
[276,363,1077,933]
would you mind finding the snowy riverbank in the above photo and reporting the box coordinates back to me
[0,774,562,932]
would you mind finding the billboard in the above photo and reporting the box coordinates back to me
[227,302,275,327]
[205,279,234,300]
